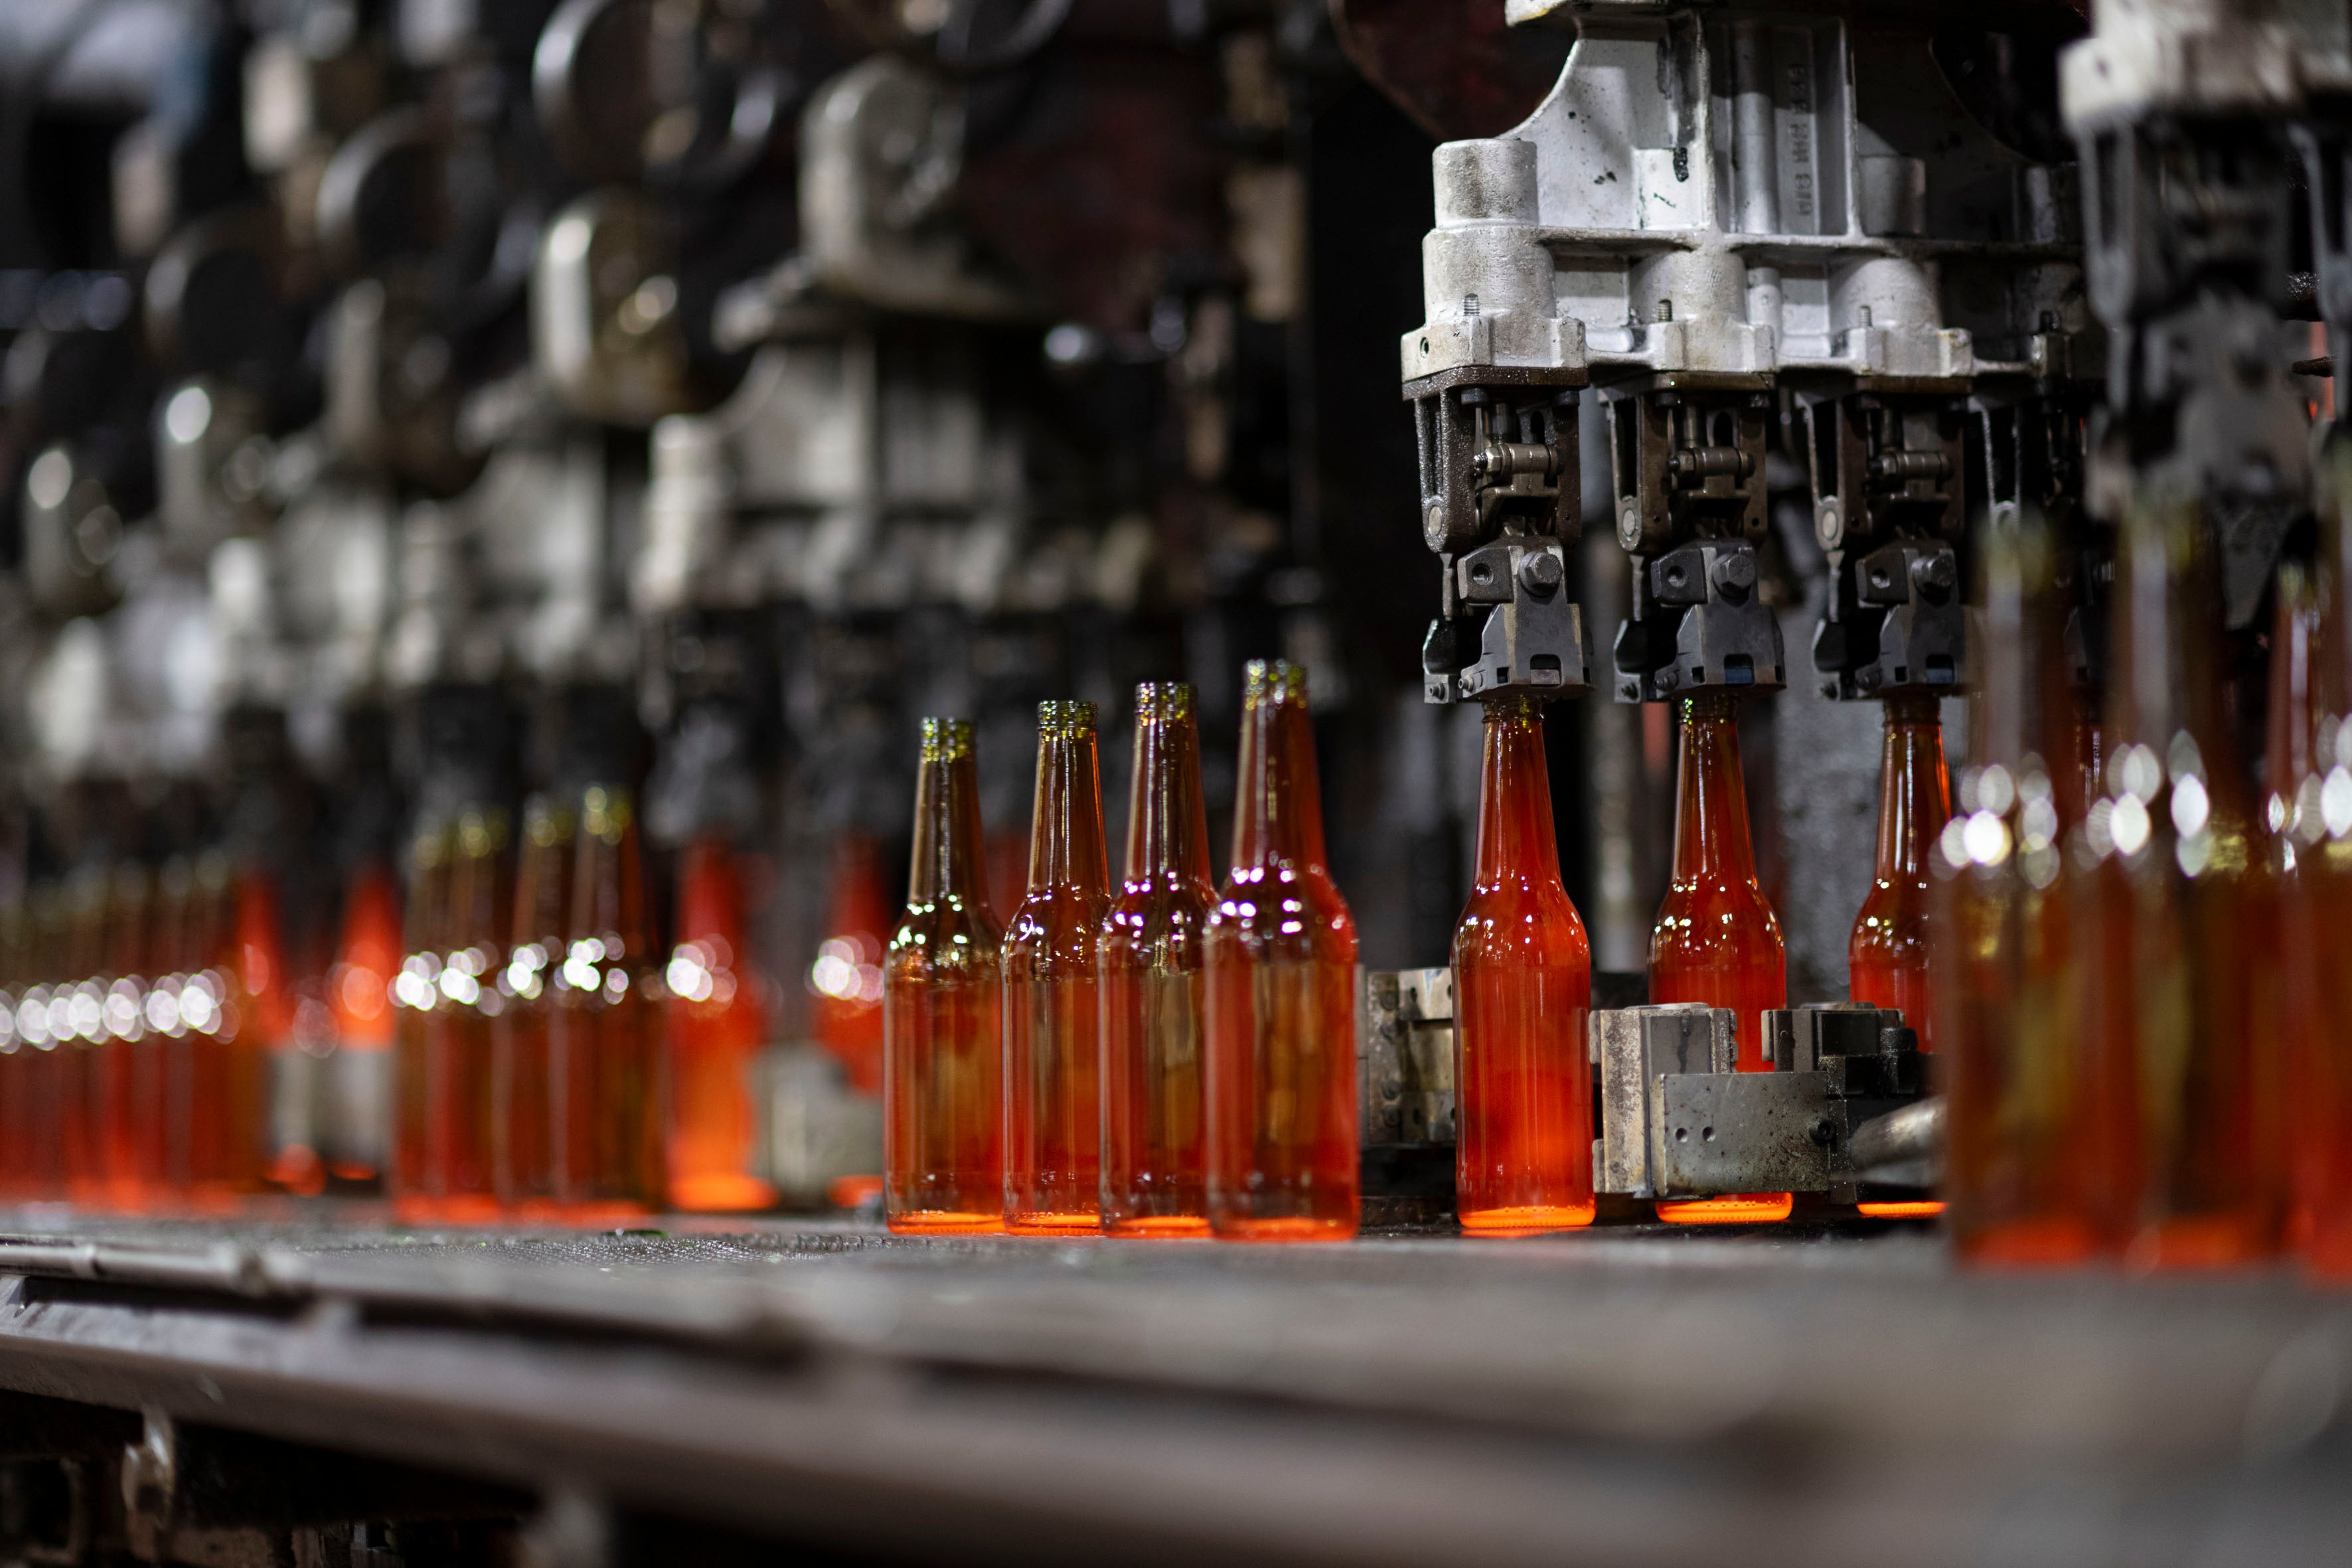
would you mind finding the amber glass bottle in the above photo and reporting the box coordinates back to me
[552,785,665,1217]
[185,857,265,1212]
[495,797,572,1211]
[1004,700,1112,1232]
[666,839,775,1212]
[2267,568,2323,1253]
[1204,661,1360,1241]
[886,718,1005,1233]
[135,860,190,1200]
[1938,514,2108,1265]
[323,863,401,1185]
[0,900,28,1199]
[390,821,453,1220]
[1101,683,1215,1237]
[429,808,508,1221]
[1849,694,1951,1050]
[95,864,151,1210]
[60,868,105,1202]
[812,834,889,1096]
[2090,501,2282,1268]
[1453,693,1595,1233]
[2294,446,2352,1278]
[23,888,69,1197]
[1649,692,1790,1223]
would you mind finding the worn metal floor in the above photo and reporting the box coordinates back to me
[0,1208,2341,1564]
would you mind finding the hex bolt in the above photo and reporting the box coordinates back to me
[1911,550,1956,593]
[1711,550,1756,594]
[1518,550,1564,595]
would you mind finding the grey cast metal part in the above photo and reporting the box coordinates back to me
[1592,1000,1932,1200]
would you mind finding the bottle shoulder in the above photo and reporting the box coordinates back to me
[1100,882,1217,964]
[1205,865,1358,959]
[1454,882,1591,967]
[889,899,1004,976]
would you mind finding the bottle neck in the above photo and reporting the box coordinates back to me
[1474,696,1563,890]
[1670,694,1760,887]
[909,749,990,911]
[449,811,510,950]
[1127,708,1213,888]
[2106,501,2249,821]
[678,839,743,950]
[1873,695,1950,884]
[1028,725,1109,894]
[514,801,575,947]
[1232,688,1328,873]
[571,786,645,957]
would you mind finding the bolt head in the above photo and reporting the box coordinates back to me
[1911,550,1956,592]
[1518,550,1564,595]
[1712,549,1757,593]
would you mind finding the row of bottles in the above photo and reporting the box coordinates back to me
[885,649,1956,1240]
[1940,478,2352,1273]
[887,663,1361,1239]
[0,712,898,1218]
[0,853,271,1206]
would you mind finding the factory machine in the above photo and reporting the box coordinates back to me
[0,0,2340,1562]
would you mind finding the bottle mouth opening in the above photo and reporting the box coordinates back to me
[1036,699,1099,737]
[918,716,978,761]
[1243,659,1310,706]
[1133,682,1195,723]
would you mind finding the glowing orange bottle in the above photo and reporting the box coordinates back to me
[1004,701,1111,1233]
[2288,448,2352,1279]
[1848,694,1951,1049]
[323,864,401,1186]
[96,866,151,1210]
[1453,694,1595,1233]
[1205,661,1359,1241]
[60,870,104,1203]
[2090,500,2281,1269]
[1650,693,1790,1224]
[885,718,1004,1233]
[666,840,776,1212]
[429,809,509,1221]
[1101,682,1215,1237]
[2267,567,2323,1253]
[390,822,453,1221]
[495,797,571,1212]
[1938,513,2106,1265]
[811,836,889,1096]
[552,786,665,1217]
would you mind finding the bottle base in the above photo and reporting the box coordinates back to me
[1855,1200,1945,1219]
[1104,1214,1212,1239]
[1460,1203,1597,1235]
[1006,1210,1103,1235]
[1955,1215,2106,1269]
[888,1209,1007,1235]
[1655,1192,1794,1225]
[670,1173,779,1212]
[1212,1215,1357,1243]
[2124,1214,2282,1272]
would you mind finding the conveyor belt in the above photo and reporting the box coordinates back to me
[0,1210,2341,1564]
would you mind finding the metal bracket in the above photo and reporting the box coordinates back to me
[1594,1002,1928,1201]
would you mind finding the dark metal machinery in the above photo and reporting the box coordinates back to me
[0,1,2348,1563]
